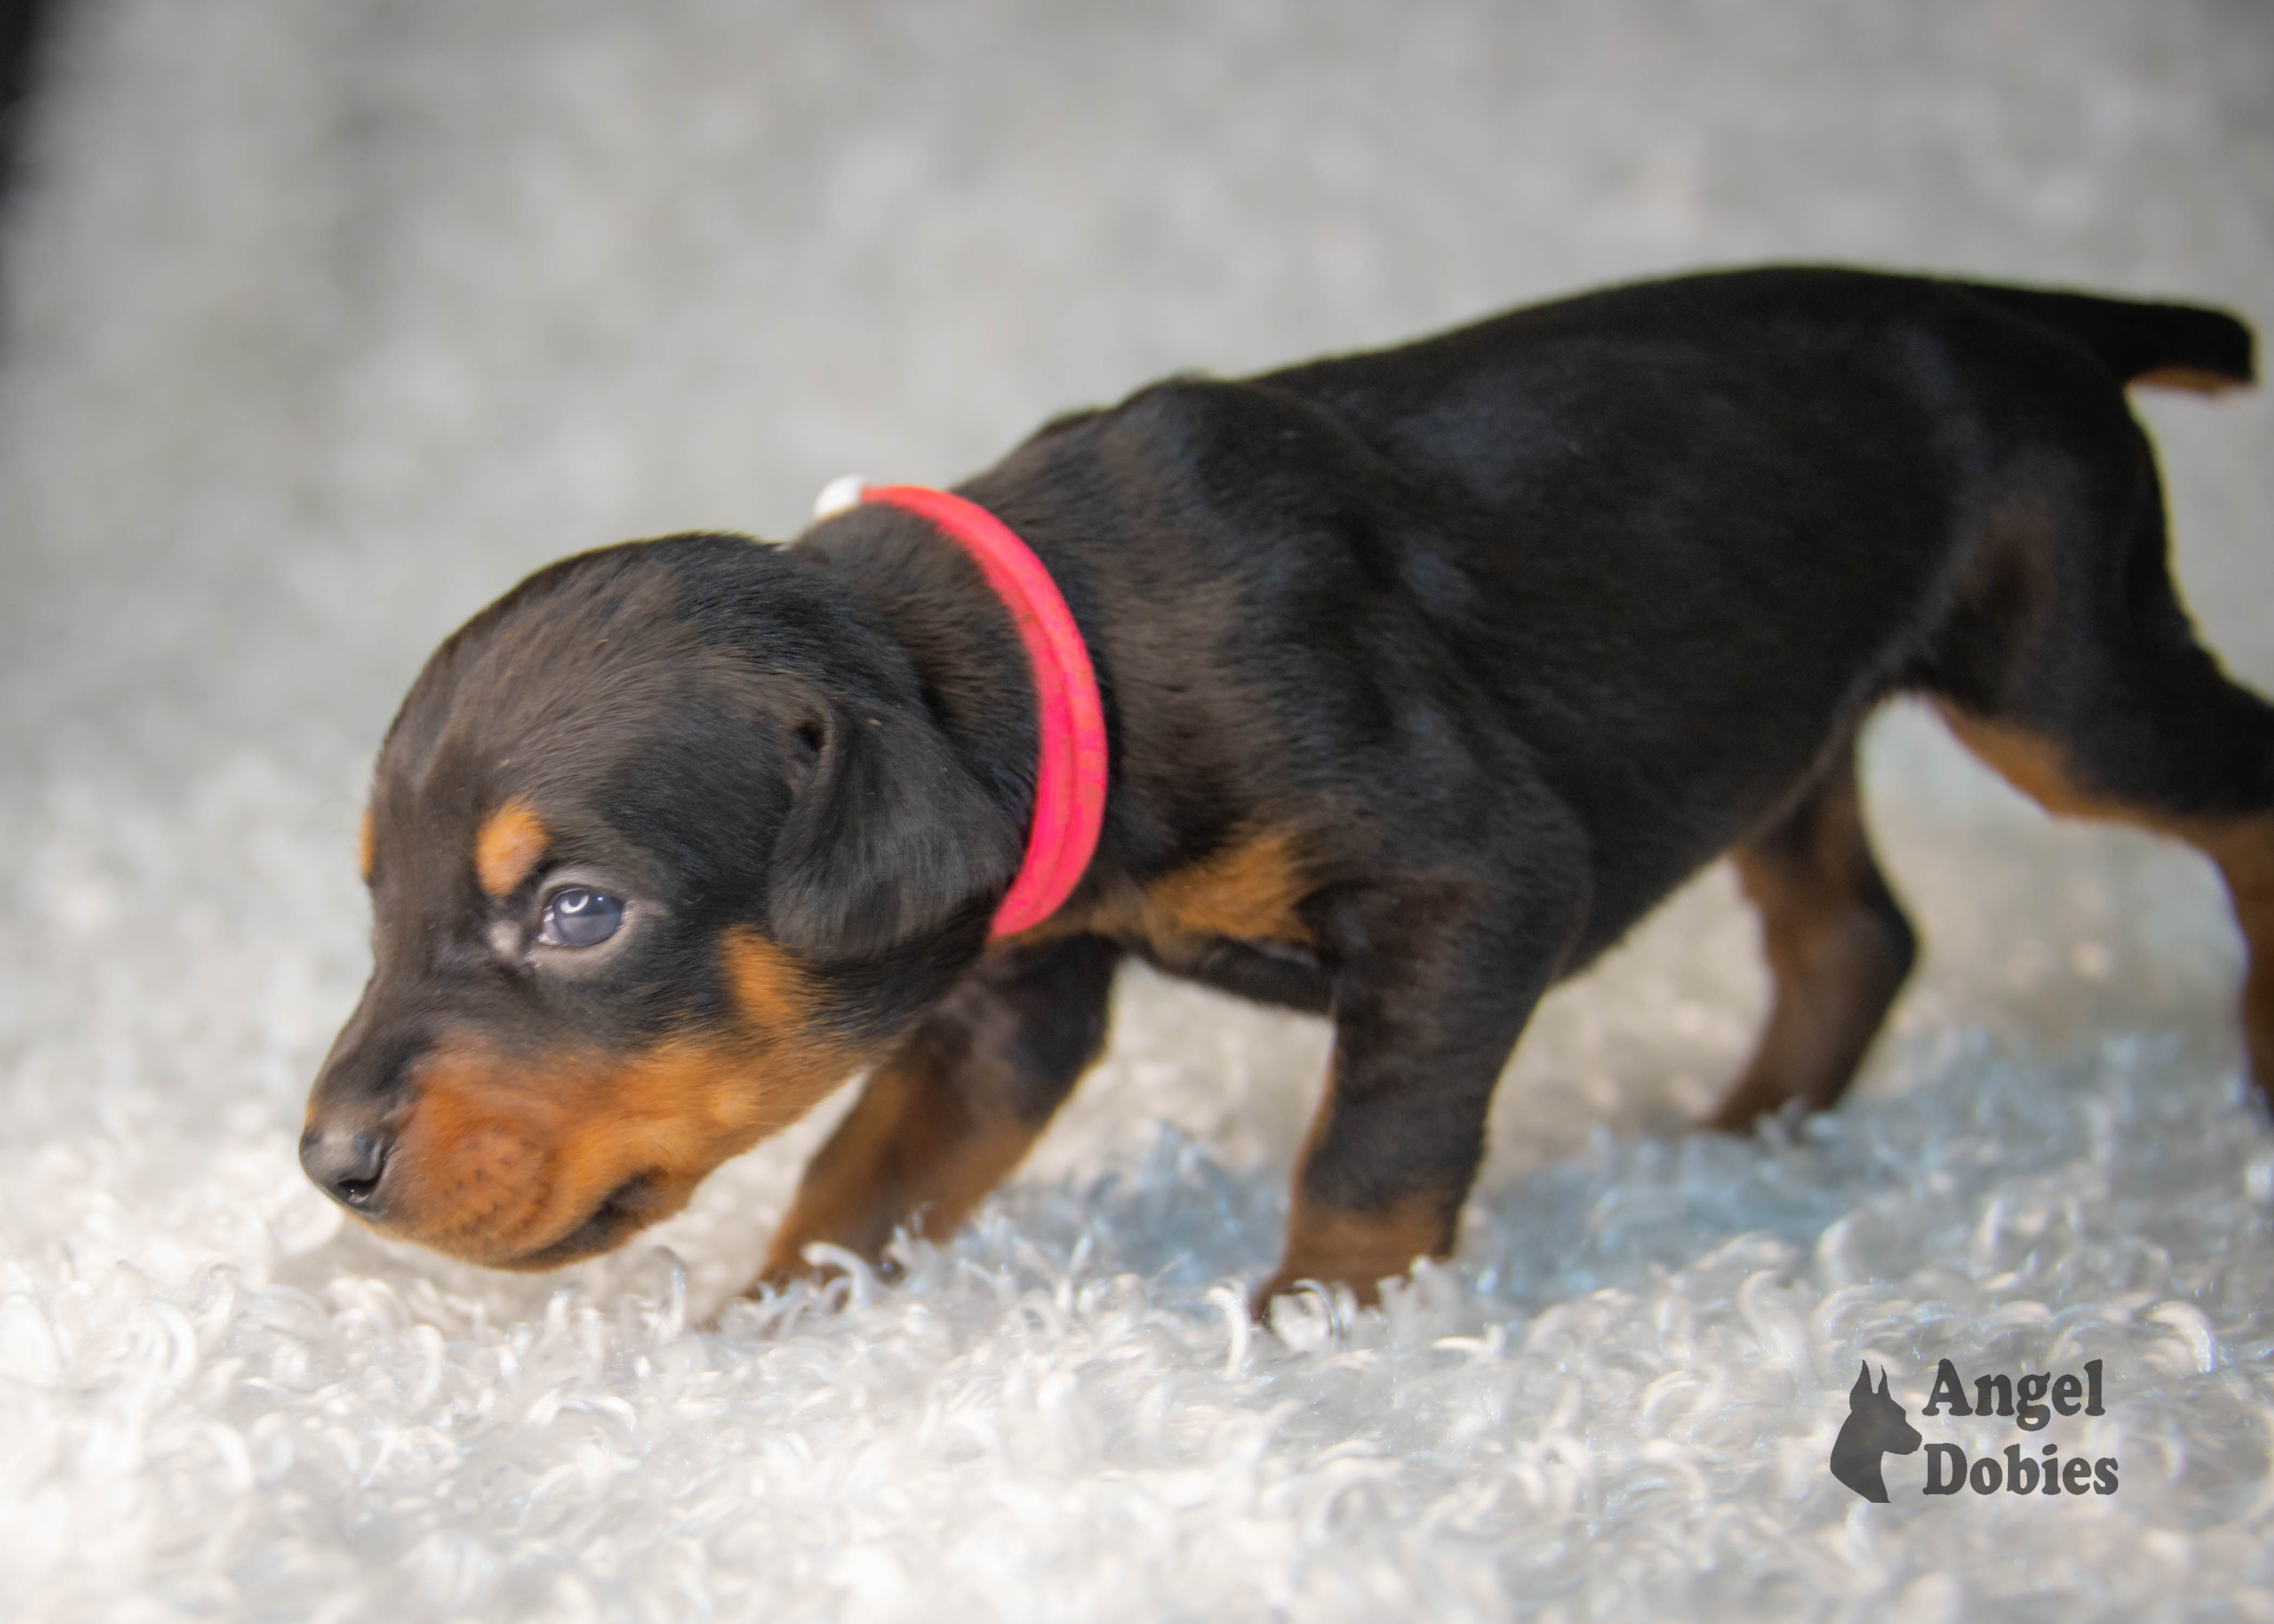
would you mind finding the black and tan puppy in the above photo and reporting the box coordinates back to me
[304,266,2266,1306]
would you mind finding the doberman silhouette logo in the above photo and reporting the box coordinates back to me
[1830,1363,1921,1503]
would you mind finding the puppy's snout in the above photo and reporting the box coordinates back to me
[301,1121,396,1215]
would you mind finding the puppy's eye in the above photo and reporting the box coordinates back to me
[539,887,625,948]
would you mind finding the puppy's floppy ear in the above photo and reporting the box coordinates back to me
[766,698,1023,958]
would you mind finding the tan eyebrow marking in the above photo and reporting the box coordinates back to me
[474,799,549,898]
[357,811,375,882]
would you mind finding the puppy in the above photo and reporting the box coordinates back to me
[304,266,2265,1307]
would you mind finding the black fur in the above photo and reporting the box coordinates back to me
[306,266,2269,1300]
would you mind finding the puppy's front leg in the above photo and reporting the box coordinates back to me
[1257,867,1583,1311]
[753,934,1121,1290]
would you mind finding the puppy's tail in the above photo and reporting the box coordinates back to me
[1954,280,2256,393]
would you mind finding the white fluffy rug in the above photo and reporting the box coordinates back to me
[3,3,2273,1619]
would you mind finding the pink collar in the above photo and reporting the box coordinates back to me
[859,484,1108,938]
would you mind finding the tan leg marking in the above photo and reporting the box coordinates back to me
[474,799,549,897]
[1261,1196,1453,1311]
[756,1052,1043,1284]
[1254,1065,1459,1312]
[357,810,376,883]
[2131,365,2246,396]
[752,936,1122,1293]
[1941,703,2274,1101]
[1706,755,1914,1130]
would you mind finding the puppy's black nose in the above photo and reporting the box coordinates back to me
[300,1124,394,1214]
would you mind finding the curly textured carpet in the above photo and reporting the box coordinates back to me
[3,2,2273,1619]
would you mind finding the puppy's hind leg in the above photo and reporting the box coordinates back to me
[1934,426,2274,1105]
[1941,694,2274,1108]
[1705,735,1917,1132]
[2204,820,2274,1105]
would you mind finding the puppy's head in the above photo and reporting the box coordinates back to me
[302,534,1021,1269]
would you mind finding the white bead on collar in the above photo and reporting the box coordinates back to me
[811,473,869,520]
